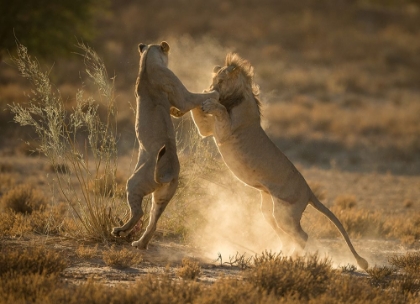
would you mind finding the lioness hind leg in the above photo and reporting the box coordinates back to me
[112,168,154,238]
[132,178,178,249]
[260,191,295,254]
[272,197,308,255]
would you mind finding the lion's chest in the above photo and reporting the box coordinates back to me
[217,140,265,188]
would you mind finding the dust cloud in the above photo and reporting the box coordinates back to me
[166,35,230,93]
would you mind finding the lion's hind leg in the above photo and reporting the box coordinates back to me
[271,196,308,256]
[260,191,295,254]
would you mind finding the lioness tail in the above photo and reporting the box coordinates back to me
[154,144,178,184]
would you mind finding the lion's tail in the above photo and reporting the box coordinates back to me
[309,192,369,270]
[154,143,179,184]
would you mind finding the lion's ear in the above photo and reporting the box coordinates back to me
[139,43,147,54]
[213,66,222,73]
[161,41,170,53]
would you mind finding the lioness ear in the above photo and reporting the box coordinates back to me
[213,66,222,73]
[161,41,170,53]
[138,43,147,54]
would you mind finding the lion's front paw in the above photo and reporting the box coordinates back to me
[201,98,220,114]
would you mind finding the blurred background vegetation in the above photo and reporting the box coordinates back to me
[1,0,420,174]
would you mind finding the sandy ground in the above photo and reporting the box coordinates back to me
[1,154,419,286]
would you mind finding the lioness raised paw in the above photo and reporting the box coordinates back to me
[201,98,221,114]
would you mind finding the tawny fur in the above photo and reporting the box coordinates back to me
[191,53,368,270]
[111,41,219,249]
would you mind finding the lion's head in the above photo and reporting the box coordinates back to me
[210,53,261,115]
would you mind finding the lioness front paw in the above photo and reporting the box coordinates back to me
[170,107,186,118]
[201,98,220,114]
[112,227,131,238]
[209,90,220,101]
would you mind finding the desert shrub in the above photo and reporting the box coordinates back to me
[198,277,276,304]
[387,215,420,245]
[75,244,99,259]
[0,183,47,214]
[0,173,16,193]
[0,273,59,304]
[247,251,332,300]
[367,266,394,288]
[222,252,253,269]
[102,245,143,268]
[29,203,67,235]
[322,274,400,304]
[0,210,31,237]
[10,43,125,242]
[49,163,70,174]
[0,250,418,304]
[0,203,65,237]
[0,246,67,276]
[403,199,414,209]
[390,273,420,297]
[340,264,357,273]
[176,257,201,280]
[387,253,420,298]
[389,252,420,274]
[333,194,357,210]
[0,162,13,173]
[88,172,126,199]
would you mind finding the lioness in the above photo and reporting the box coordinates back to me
[191,53,368,270]
[112,42,219,249]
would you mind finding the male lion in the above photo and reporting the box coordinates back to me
[112,41,219,249]
[191,53,369,270]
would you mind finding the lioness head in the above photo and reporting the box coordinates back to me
[138,41,170,66]
[210,53,261,114]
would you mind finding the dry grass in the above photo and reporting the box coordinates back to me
[0,248,419,303]
[0,183,47,214]
[367,266,394,287]
[75,244,99,259]
[176,257,201,280]
[0,245,67,276]
[8,43,126,242]
[102,245,143,268]
[333,194,357,210]
[88,172,126,199]
[0,203,66,237]
[386,215,420,246]
[389,252,420,274]
[249,251,332,300]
